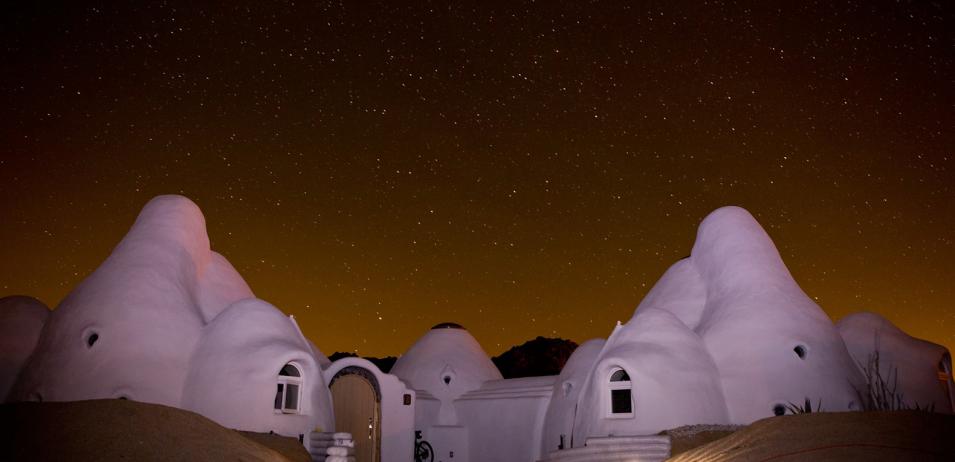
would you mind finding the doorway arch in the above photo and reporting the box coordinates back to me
[330,366,381,462]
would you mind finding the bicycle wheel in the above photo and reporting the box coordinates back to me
[416,441,434,462]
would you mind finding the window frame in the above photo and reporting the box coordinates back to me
[607,367,634,418]
[274,362,303,415]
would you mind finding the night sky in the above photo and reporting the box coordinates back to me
[1,2,953,358]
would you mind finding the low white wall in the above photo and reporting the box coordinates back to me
[455,376,555,462]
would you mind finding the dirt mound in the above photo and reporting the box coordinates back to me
[0,399,310,462]
[668,410,955,461]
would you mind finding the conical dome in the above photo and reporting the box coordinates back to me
[11,195,253,405]
[391,323,502,399]
[573,206,865,440]
[688,207,863,422]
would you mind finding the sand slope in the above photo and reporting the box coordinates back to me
[0,399,310,462]
[668,410,955,462]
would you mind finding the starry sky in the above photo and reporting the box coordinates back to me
[1,2,953,357]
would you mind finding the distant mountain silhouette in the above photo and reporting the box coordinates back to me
[328,352,397,373]
[491,336,579,379]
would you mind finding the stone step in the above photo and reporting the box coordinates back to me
[539,435,671,462]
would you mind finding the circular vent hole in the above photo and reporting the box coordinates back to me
[87,332,99,348]
[443,376,451,385]
[793,344,807,359]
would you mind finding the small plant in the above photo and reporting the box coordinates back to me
[785,397,823,414]
[851,335,936,413]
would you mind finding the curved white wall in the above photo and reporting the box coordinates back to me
[11,196,215,405]
[324,357,415,462]
[838,312,953,413]
[0,296,50,401]
[690,207,864,422]
[573,309,729,443]
[391,325,501,425]
[540,338,604,454]
[182,298,334,437]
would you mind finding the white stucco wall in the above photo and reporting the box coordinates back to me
[838,311,954,413]
[540,338,604,454]
[182,298,334,437]
[456,376,555,462]
[690,207,865,422]
[572,309,729,442]
[391,324,502,425]
[6,195,336,437]
[0,296,49,401]
[324,358,415,462]
[10,196,219,405]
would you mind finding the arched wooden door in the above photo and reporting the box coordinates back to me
[330,370,381,462]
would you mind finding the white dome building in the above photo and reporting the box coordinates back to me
[540,338,604,454]
[838,311,954,412]
[182,298,335,435]
[3,199,952,462]
[687,206,865,422]
[571,308,730,442]
[0,296,50,401]
[391,322,502,425]
[11,196,219,405]
[7,195,333,440]
[563,205,866,448]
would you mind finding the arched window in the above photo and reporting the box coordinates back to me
[608,367,633,417]
[275,363,303,414]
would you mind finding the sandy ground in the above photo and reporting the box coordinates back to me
[661,424,743,457]
[667,410,955,462]
[0,399,311,462]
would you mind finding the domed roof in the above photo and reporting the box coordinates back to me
[838,311,952,412]
[391,323,501,398]
[0,296,50,401]
[11,195,253,405]
[608,206,862,425]
[182,298,334,435]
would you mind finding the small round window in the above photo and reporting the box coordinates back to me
[793,344,807,360]
[772,404,786,416]
[443,375,452,385]
[87,332,99,348]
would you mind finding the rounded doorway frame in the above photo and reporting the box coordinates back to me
[329,364,383,462]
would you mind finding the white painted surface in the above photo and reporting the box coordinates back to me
[540,338,604,454]
[182,298,334,436]
[3,198,952,462]
[391,325,502,425]
[324,357,416,462]
[8,195,333,439]
[838,311,954,412]
[0,296,49,401]
[11,196,219,405]
[456,376,554,462]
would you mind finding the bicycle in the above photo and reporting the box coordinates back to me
[414,430,434,462]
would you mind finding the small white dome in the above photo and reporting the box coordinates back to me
[391,323,502,399]
[838,312,953,413]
